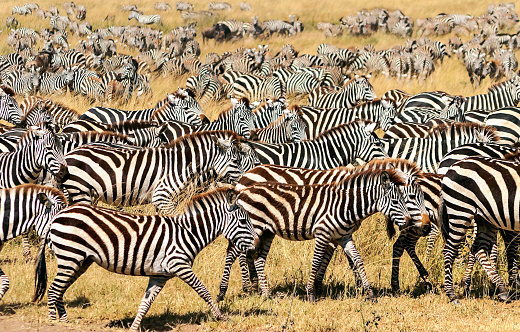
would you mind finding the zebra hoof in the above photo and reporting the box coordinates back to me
[450,298,461,305]
[424,281,433,292]
[306,290,316,303]
[216,294,224,303]
[215,313,229,321]
[498,292,511,303]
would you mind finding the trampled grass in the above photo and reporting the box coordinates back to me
[1,0,520,331]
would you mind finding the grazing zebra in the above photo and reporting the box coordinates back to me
[441,156,520,303]
[0,127,69,187]
[128,11,162,25]
[247,120,386,169]
[232,74,284,101]
[397,96,465,123]
[20,97,80,130]
[0,184,67,300]
[250,106,306,144]
[12,5,32,15]
[217,158,431,300]
[0,85,23,125]
[400,91,453,113]
[209,1,232,11]
[32,188,259,330]
[301,99,397,138]
[484,107,520,145]
[176,1,194,11]
[382,123,499,172]
[62,131,250,207]
[233,168,416,300]
[437,142,518,175]
[307,75,376,108]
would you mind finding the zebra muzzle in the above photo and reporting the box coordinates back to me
[55,165,70,183]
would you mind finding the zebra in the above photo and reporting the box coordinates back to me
[20,97,80,131]
[484,107,520,145]
[32,188,259,330]
[62,131,250,207]
[232,74,284,101]
[12,5,32,15]
[250,106,307,144]
[437,142,518,175]
[247,120,386,169]
[400,91,454,113]
[217,158,431,300]
[383,120,453,139]
[58,131,135,154]
[301,99,397,138]
[462,75,520,112]
[347,52,390,76]
[38,69,75,96]
[209,2,232,11]
[176,1,194,11]
[128,11,162,26]
[0,85,23,125]
[441,156,520,303]
[252,98,287,129]
[51,50,86,69]
[307,75,376,108]
[0,184,68,300]
[397,96,465,123]
[233,168,416,300]
[382,123,499,172]
[285,72,322,96]
[3,68,40,96]
[0,126,69,188]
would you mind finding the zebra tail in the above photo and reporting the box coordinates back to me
[32,235,49,303]
[440,199,449,241]
[386,215,396,239]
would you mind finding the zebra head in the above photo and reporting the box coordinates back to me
[353,74,377,102]
[439,96,464,121]
[379,99,397,131]
[31,127,69,183]
[230,97,257,139]
[224,189,260,257]
[252,98,287,129]
[235,141,260,173]
[210,134,243,185]
[36,189,68,221]
[375,170,412,237]
[158,92,203,126]
[0,86,23,125]
[356,121,388,161]
[284,106,307,143]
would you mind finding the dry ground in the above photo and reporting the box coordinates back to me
[1,0,520,331]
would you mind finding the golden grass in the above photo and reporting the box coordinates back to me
[1,0,520,331]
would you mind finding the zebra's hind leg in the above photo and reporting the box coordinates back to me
[130,277,169,330]
[22,232,32,261]
[0,243,9,300]
[216,242,243,302]
[48,258,94,322]
[314,242,336,296]
[253,232,276,298]
[424,223,440,260]
[501,229,520,288]
[305,237,331,302]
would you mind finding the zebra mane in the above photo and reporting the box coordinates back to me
[253,98,283,114]
[364,158,424,179]
[43,99,80,116]
[0,85,16,97]
[315,119,374,139]
[287,104,303,116]
[487,76,516,92]
[67,131,132,143]
[425,122,498,141]
[8,183,68,206]
[217,97,251,119]
[107,120,159,132]
[165,130,242,148]
[180,187,230,217]
[334,168,406,187]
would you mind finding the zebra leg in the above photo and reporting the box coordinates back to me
[314,242,336,296]
[500,229,520,288]
[130,277,169,330]
[48,259,94,322]
[238,253,254,292]
[305,237,331,302]
[425,223,440,259]
[402,231,432,290]
[217,242,243,302]
[0,243,9,300]
[462,220,484,295]
[391,233,407,292]
[338,236,376,302]
[246,255,259,291]
[22,232,32,261]
[253,232,276,298]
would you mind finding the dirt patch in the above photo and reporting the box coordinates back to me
[0,317,113,332]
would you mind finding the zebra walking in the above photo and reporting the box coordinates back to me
[0,184,67,300]
[32,188,259,330]
[128,10,162,25]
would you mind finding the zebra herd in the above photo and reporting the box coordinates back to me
[4,1,520,330]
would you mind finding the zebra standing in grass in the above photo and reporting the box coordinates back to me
[462,76,520,112]
[232,74,285,101]
[382,123,499,172]
[32,188,259,330]
[62,131,250,207]
[12,5,32,15]
[0,86,23,125]
[0,184,67,300]
[301,99,397,138]
[250,106,307,144]
[128,11,162,25]
[441,156,520,303]
[234,169,418,301]
[308,75,376,108]
[248,120,386,169]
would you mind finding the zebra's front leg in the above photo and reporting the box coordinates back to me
[338,236,376,302]
[314,242,337,296]
[0,243,9,300]
[501,229,520,288]
[22,232,32,261]
[305,237,331,302]
[424,223,440,260]
[217,242,242,302]
[253,232,275,298]
[402,232,432,290]
[130,277,169,330]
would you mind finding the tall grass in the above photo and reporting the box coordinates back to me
[1,1,520,331]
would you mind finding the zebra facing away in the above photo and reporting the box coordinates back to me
[32,188,259,330]
[234,169,415,301]
[0,184,67,300]
[128,10,162,25]
[441,156,520,303]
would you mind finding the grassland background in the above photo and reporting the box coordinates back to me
[1,0,520,331]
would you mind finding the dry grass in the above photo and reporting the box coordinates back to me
[2,0,520,331]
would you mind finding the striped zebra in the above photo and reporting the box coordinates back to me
[18,102,55,130]
[51,50,86,69]
[252,98,288,129]
[248,120,386,169]
[382,123,499,172]
[232,74,284,101]
[441,156,520,303]
[12,5,32,15]
[217,158,432,300]
[400,91,453,113]
[462,76,520,112]
[58,131,134,154]
[285,72,321,96]
[3,68,40,96]
[128,11,162,25]
[250,106,306,143]
[233,168,416,300]
[437,142,518,175]
[0,85,23,125]
[307,75,376,108]
[0,184,67,300]
[484,107,520,145]
[20,97,80,131]
[301,99,397,138]
[397,96,465,123]
[62,131,250,207]
[0,127,69,187]
[32,188,259,330]
[347,52,390,76]
[383,120,452,139]
[38,69,75,96]
[209,2,232,11]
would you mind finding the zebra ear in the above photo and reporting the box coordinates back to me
[250,101,261,109]
[365,122,377,133]
[231,98,239,106]
[226,189,239,211]
[381,171,390,186]
[37,193,53,209]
